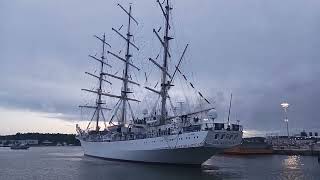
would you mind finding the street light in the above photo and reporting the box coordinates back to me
[281,102,290,138]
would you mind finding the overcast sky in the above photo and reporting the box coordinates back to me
[0,0,319,136]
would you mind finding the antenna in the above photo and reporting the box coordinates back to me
[227,93,233,125]
[177,101,184,115]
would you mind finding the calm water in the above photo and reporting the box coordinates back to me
[0,147,319,180]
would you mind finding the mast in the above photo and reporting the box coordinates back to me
[106,4,140,126]
[160,0,172,124]
[120,5,132,125]
[144,0,215,125]
[95,34,106,131]
[80,34,112,132]
[145,0,191,125]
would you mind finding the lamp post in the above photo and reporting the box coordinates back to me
[281,102,290,138]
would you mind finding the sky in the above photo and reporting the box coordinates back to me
[0,0,319,136]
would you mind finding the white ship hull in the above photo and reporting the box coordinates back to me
[80,130,242,165]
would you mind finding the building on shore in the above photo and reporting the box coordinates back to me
[0,139,39,146]
[265,131,320,156]
[266,131,319,148]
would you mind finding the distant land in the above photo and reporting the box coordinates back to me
[0,133,80,146]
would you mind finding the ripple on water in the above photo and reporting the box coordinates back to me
[0,147,320,180]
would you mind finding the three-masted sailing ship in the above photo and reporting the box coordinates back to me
[76,0,243,165]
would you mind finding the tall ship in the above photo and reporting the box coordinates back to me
[76,0,243,165]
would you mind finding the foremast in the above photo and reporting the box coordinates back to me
[80,34,112,132]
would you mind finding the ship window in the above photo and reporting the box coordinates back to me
[215,134,219,139]
[220,134,225,139]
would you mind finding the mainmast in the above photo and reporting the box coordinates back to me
[106,4,140,126]
[80,34,112,132]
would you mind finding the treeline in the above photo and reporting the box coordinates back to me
[0,133,80,145]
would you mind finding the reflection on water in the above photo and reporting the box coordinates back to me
[281,155,304,180]
[0,147,319,180]
[283,155,302,169]
[78,158,205,180]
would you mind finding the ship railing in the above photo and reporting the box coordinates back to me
[202,122,243,132]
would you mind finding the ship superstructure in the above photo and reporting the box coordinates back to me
[76,0,243,165]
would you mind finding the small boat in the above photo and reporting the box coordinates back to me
[224,141,273,155]
[10,143,30,150]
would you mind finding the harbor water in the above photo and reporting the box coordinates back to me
[0,146,319,180]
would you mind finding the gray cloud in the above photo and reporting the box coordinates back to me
[1,0,320,135]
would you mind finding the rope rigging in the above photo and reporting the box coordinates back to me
[175,67,211,104]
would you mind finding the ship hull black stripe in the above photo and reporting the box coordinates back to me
[84,154,202,167]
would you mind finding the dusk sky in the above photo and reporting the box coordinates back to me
[1,0,319,136]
